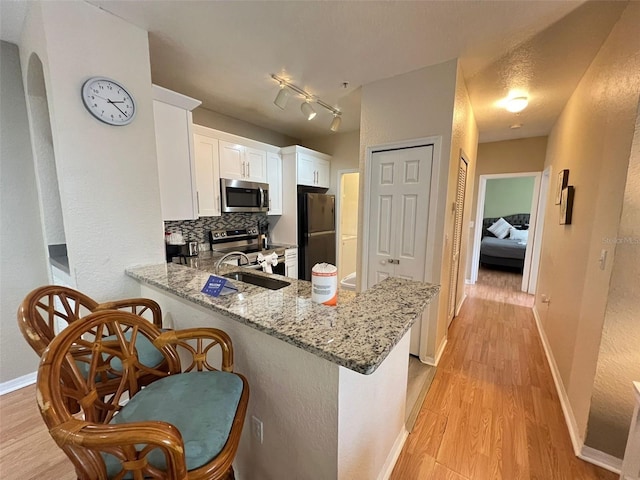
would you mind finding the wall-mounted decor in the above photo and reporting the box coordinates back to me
[555,169,569,204]
[559,186,575,225]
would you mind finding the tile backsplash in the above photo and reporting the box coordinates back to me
[164,213,269,245]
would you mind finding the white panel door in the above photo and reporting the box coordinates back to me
[367,145,434,355]
[448,157,468,324]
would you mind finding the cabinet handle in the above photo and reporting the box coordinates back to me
[247,162,251,178]
[196,191,200,213]
[242,162,246,177]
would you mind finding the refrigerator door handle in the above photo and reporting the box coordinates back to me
[305,231,336,237]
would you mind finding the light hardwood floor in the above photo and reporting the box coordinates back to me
[390,268,616,479]
[0,268,616,479]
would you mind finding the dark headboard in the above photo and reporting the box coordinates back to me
[482,213,530,238]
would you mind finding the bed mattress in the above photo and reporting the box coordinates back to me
[480,236,526,260]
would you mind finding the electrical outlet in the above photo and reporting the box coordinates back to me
[251,415,263,444]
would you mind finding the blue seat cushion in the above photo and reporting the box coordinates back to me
[103,371,244,477]
[75,330,165,380]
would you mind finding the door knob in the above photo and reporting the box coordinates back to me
[380,260,386,265]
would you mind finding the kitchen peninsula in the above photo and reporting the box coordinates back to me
[126,261,439,479]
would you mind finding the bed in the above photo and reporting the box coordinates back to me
[480,213,530,271]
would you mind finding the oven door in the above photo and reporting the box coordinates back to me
[221,179,269,213]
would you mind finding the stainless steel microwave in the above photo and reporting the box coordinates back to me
[220,178,269,213]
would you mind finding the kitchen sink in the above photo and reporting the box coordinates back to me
[223,271,290,290]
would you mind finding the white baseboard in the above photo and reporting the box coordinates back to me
[579,445,622,475]
[456,293,467,316]
[531,306,582,456]
[423,337,448,367]
[378,427,409,480]
[0,371,37,395]
[465,278,473,285]
[531,307,623,474]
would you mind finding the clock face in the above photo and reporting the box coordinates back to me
[81,77,136,126]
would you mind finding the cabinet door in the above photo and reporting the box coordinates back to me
[153,100,197,220]
[315,158,331,188]
[285,248,298,279]
[193,134,221,217]
[219,141,244,180]
[297,153,316,186]
[245,147,267,183]
[267,152,282,215]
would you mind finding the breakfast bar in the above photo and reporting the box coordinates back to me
[126,262,439,479]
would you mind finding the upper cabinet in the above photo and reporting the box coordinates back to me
[152,85,201,221]
[267,152,282,216]
[219,140,267,183]
[193,127,221,217]
[294,149,331,189]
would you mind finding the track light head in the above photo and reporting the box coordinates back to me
[301,99,316,121]
[274,84,290,110]
[329,113,342,132]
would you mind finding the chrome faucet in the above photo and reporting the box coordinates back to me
[215,251,250,274]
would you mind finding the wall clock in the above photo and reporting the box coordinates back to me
[81,77,136,126]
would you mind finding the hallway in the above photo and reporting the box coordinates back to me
[390,273,615,479]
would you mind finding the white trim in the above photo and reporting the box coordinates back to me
[377,427,409,480]
[527,166,552,294]
[579,446,622,475]
[423,337,448,367]
[470,171,541,285]
[532,306,626,474]
[520,173,542,292]
[336,169,360,281]
[0,371,37,395]
[531,306,582,456]
[455,293,467,316]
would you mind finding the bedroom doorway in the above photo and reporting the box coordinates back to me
[470,172,542,293]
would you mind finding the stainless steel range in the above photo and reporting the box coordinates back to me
[209,227,286,274]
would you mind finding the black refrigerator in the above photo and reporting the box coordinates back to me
[298,192,336,280]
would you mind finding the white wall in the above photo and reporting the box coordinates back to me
[534,0,640,453]
[141,285,340,480]
[586,103,640,457]
[0,41,50,383]
[338,332,409,479]
[359,60,456,358]
[19,1,165,302]
[193,106,299,147]
[302,130,361,195]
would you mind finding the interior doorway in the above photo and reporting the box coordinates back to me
[470,172,542,293]
[336,170,359,283]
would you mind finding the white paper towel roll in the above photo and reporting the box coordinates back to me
[311,263,337,306]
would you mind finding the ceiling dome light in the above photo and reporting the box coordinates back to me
[273,84,290,110]
[329,113,342,132]
[301,99,316,120]
[506,96,528,113]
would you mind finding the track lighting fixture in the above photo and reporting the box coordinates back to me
[271,74,343,131]
[330,113,342,132]
[273,83,290,110]
[301,99,317,120]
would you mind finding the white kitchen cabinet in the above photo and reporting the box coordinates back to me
[152,85,201,221]
[285,248,298,279]
[193,131,221,217]
[219,140,267,183]
[270,146,332,247]
[267,152,282,215]
[296,151,331,188]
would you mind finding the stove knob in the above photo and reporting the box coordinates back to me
[221,232,226,237]
[213,233,219,238]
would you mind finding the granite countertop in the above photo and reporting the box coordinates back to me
[126,262,439,375]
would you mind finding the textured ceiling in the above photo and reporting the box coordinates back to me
[2,1,626,142]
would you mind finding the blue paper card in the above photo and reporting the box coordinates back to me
[201,275,238,297]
